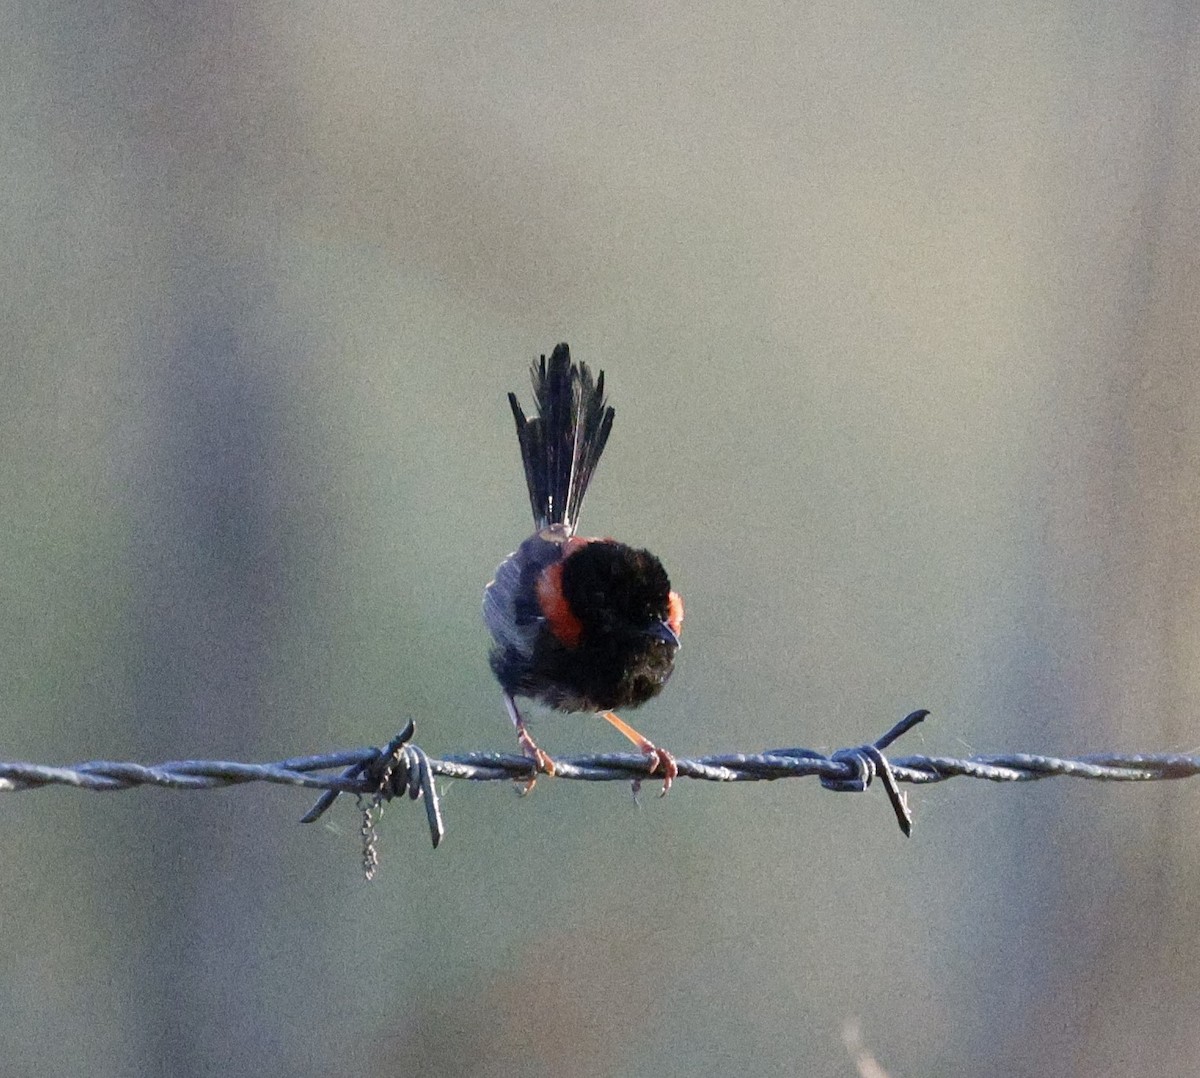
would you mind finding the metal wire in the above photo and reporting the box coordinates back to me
[5,710,1199,854]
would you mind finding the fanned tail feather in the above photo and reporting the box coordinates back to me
[508,343,615,532]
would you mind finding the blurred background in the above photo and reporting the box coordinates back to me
[3,1,1199,1075]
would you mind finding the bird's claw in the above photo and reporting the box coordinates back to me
[648,746,678,797]
[516,730,556,795]
[631,745,677,797]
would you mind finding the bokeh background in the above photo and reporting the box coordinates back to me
[4,1,1199,1075]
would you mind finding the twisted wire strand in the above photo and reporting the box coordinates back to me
[4,711,1198,851]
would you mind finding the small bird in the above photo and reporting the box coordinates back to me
[484,344,683,792]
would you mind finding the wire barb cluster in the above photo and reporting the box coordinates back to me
[6,710,1200,861]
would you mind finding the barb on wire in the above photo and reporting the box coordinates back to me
[6,710,1200,865]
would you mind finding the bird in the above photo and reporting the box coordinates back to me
[483,343,683,793]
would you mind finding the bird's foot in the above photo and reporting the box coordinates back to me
[516,726,556,795]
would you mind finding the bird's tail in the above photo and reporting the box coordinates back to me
[508,343,615,533]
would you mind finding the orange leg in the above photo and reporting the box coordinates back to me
[504,693,556,793]
[600,711,678,796]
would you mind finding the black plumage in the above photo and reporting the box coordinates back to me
[507,343,615,533]
[483,343,682,787]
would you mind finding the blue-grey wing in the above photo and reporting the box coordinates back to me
[482,526,571,656]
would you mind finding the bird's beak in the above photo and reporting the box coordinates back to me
[644,620,681,648]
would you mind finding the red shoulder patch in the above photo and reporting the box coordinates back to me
[536,562,583,648]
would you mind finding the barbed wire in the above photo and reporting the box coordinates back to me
[5,711,1200,870]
